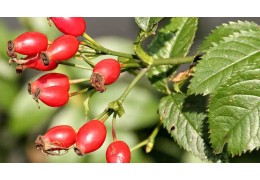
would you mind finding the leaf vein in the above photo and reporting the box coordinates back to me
[202,49,260,89]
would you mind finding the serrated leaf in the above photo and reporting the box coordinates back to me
[147,17,198,94]
[135,17,163,32]
[188,30,260,95]
[198,21,260,53]
[209,63,260,156]
[159,93,209,160]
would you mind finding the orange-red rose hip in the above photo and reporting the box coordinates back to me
[90,58,121,92]
[35,125,76,155]
[74,120,107,156]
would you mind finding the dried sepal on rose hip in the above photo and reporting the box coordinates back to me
[7,32,48,58]
[35,125,76,155]
[106,140,131,163]
[40,35,79,66]
[48,17,86,37]
[90,58,121,92]
[74,120,107,156]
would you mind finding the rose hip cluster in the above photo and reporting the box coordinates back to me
[7,17,131,163]
[36,120,131,163]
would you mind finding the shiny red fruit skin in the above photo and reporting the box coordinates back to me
[74,120,106,155]
[41,35,79,65]
[16,54,58,74]
[38,86,69,107]
[40,125,76,149]
[7,32,48,57]
[29,72,70,94]
[106,140,131,163]
[50,17,86,37]
[93,58,121,85]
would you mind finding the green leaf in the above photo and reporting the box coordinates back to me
[188,30,260,95]
[198,21,260,53]
[209,63,260,156]
[147,17,198,94]
[135,17,163,32]
[159,93,209,160]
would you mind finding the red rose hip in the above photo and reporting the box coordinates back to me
[7,32,48,58]
[74,120,107,156]
[32,86,69,107]
[16,54,58,74]
[49,17,86,37]
[90,58,121,92]
[40,35,79,65]
[28,72,70,95]
[106,140,131,163]
[35,125,76,155]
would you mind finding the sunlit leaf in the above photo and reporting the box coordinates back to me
[198,21,260,52]
[189,30,260,95]
[209,63,260,156]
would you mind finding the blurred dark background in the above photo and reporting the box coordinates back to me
[0,17,260,163]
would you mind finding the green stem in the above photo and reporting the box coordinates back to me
[153,56,195,66]
[81,54,95,67]
[106,67,150,117]
[82,33,195,67]
[82,33,136,59]
[78,52,97,57]
[95,108,109,120]
[130,139,149,152]
[134,41,153,65]
[119,56,195,70]
[78,44,97,53]
[69,88,89,97]
[83,32,101,49]
[69,78,90,84]
[81,41,99,52]
[149,122,162,140]
[112,113,117,141]
[100,109,113,123]
[120,61,143,69]
[146,121,162,153]
[99,47,136,59]
[57,61,92,70]
[118,67,150,103]
[130,121,162,153]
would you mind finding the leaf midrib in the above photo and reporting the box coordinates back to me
[170,95,201,136]
[216,99,260,149]
[167,18,192,57]
[200,49,260,92]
